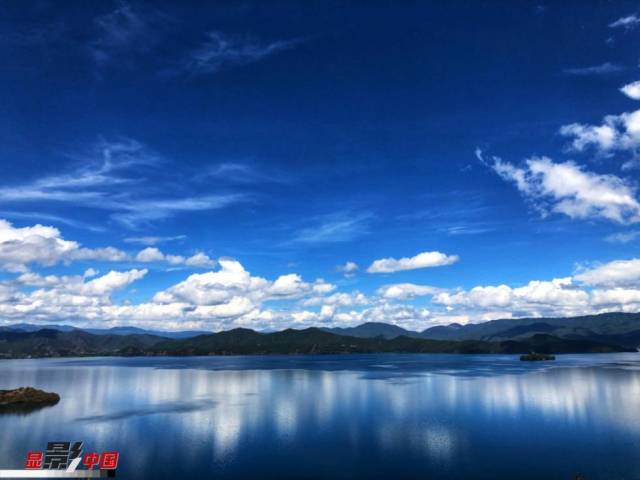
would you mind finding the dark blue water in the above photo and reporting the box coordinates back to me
[1,354,640,479]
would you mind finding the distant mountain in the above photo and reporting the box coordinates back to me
[319,313,640,351]
[84,326,212,339]
[146,328,629,356]
[1,323,79,333]
[0,329,167,358]
[320,313,640,343]
[0,312,638,359]
[0,323,210,339]
[0,327,632,359]
[419,312,640,341]
[322,322,422,339]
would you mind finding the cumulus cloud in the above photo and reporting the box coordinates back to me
[377,283,442,300]
[153,259,264,307]
[3,251,640,331]
[367,251,459,273]
[591,288,640,311]
[183,252,216,268]
[2,217,639,330]
[136,247,165,263]
[424,259,640,321]
[82,269,147,295]
[0,218,217,272]
[337,261,359,277]
[302,291,370,308]
[432,278,590,318]
[0,219,128,272]
[0,259,335,328]
[0,269,147,322]
[621,81,640,100]
[560,109,640,168]
[574,258,640,288]
[312,279,337,294]
[136,247,215,268]
[152,259,335,324]
[486,154,640,224]
[360,303,432,330]
[268,274,310,297]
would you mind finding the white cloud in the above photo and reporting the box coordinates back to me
[0,220,79,271]
[3,251,640,331]
[82,269,147,296]
[560,109,640,162]
[1,218,638,330]
[609,14,640,29]
[152,259,331,312]
[0,269,147,322]
[574,258,640,288]
[71,246,129,262]
[377,283,442,300]
[0,219,128,272]
[0,218,217,272]
[591,288,640,311]
[367,251,459,273]
[184,252,216,268]
[432,278,590,318]
[621,81,640,100]
[84,268,99,278]
[135,247,215,268]
[337,261,359,277]
[312,279,337,294]
[302,291,370,307]
[424,260,640,321]
[136,247,165,262]
[268,274,310,297]
[487,155,640,224]
[360,303,432,330]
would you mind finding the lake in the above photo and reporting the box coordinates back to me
[1,354,639,479]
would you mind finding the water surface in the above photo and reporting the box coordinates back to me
[1,354,639,479]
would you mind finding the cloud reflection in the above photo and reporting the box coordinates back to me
[0,355,639,478]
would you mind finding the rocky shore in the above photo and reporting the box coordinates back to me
[0,387,60,413]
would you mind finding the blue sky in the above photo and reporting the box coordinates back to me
[0,1,639,331]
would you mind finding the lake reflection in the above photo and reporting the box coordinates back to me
[1,354,640,479]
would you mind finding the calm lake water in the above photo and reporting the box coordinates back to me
[1,354,640,479]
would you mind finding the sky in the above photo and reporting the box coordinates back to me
[0,0,639,332]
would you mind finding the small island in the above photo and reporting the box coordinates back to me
[520,352,556,361]
[0,387,60,413]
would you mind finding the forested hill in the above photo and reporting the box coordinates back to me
[0,325,633,359]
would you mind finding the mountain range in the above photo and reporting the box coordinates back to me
[0,312,638,358]
[324,312,640,347]
[0,323,210,339]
